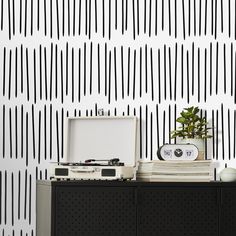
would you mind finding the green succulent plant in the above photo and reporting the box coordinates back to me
[171,106,212,139]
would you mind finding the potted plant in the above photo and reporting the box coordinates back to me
[171,106,212,160]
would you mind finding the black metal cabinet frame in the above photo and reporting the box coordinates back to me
[36,181,236,236]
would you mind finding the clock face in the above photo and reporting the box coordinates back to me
[174,148,183,157]
[158,144,198,160]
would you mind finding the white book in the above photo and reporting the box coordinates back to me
[138,160,211,166]
[137,175,212,182]
[138,166,212,172]
[138,161,212,172]
[137,171,211,176]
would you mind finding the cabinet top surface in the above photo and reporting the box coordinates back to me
[37,180,236,187]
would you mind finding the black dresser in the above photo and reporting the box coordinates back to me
[36,180,236,236]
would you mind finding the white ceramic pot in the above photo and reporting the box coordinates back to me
[180,138,205,160]
[220,168,236,182]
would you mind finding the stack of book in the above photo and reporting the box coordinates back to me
[136,160,212,182]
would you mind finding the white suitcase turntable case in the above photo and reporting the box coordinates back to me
[50,116,138,180]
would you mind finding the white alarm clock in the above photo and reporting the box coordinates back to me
[157,144,199,161]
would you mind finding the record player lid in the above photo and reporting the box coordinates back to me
[64,116,137,166]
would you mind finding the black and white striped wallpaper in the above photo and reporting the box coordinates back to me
[1,0,236,234]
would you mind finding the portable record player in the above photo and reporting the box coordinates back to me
[50,116,138,180]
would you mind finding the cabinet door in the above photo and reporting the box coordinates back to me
[220,187,236,236]
[52,186,137,236]
[138,187,219,236]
